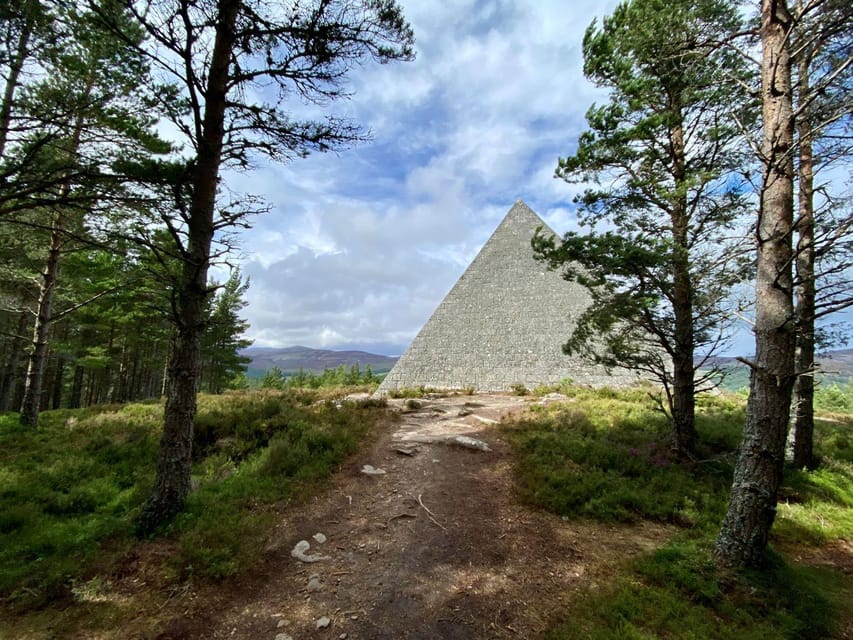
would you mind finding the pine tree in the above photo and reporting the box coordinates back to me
[15,1,168,426]
[99,0,415,533]
[200,270,252,394]
[788,0,853,469]
[261,366,285,390]
[716,0,797,567]
[534,0,752,457]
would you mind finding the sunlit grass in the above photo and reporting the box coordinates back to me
[547,544,850,640]
[504,385,853,639]
[0,390,387,607]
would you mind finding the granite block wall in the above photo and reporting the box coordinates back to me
[377,200,638,392]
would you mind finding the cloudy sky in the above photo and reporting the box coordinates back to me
[222,0,630,356]
[219,0,764,357]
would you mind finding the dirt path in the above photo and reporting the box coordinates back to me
[154,394,672,640]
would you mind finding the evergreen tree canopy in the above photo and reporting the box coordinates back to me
[534,0,753,456]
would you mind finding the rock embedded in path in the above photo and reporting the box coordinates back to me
[316,615,331,629]
[344,392,371,402]
[449,435,491,451]
[392,445,419,456]
[397,434,491,452]
[361,464,386,475]
[291,539,331,563]
[307,574,324,592]
[312,532,327,544]
[538,392,570,405]
[274,634,293,640]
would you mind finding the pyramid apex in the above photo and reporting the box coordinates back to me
[495,199,555,236]
[506,198,539,218]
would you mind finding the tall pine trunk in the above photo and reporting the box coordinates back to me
[18,72,92,426]
[0,0,34,157]
[19,218,63,426]
[671,225,696,457]
[669,102,696,458]
[716,0,796,567]
[136,0,239,534]
[0,311,29,411]
[69,364,84,408]
[671,324,696,456]
[791,43,816,470]
[50,353,64,409]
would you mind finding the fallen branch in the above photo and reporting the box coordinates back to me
[417,493,447,531]
[387,512,417,525]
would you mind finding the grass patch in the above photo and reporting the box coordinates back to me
[0,407,158,607]
[504,385,853,639]
[547,544,850,640]
[503,390,737,526]
[775,457,853,545]
[387,386,433,398]
[0,389,387,608]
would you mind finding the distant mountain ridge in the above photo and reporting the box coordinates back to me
[243,346,853,383]
[242,346,398,378]
[697,348,853,390]
[698,348,853,374]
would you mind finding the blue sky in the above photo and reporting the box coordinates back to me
[223,0,632,356]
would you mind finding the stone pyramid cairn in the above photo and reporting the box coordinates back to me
[378,200,636,393]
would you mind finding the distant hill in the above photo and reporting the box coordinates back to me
[242,346,398,378]
[698,348,853,390]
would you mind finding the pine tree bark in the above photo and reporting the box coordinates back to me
[85,371,95,406]
[50,353,64,409]
[113,338,128,403]
[70,364,84,408]
[670,105,697,458]
[672,329,696,456]
[791,41,816,470]
[136,0,239,534]
[0,0,35,158]
[716,0,796,567]
[671,236,697,457]
[0,311,29,411]
[19,219,63,426]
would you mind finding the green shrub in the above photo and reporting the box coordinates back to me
[388,386,426,398]
[814,380,853,413]
[170,397,382,578]
[350,396,387,409]
[0,408,157,607]
[773,459,853,544]
[547,544,847,640]
[0,389,386,605]
[504,397,731,526]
